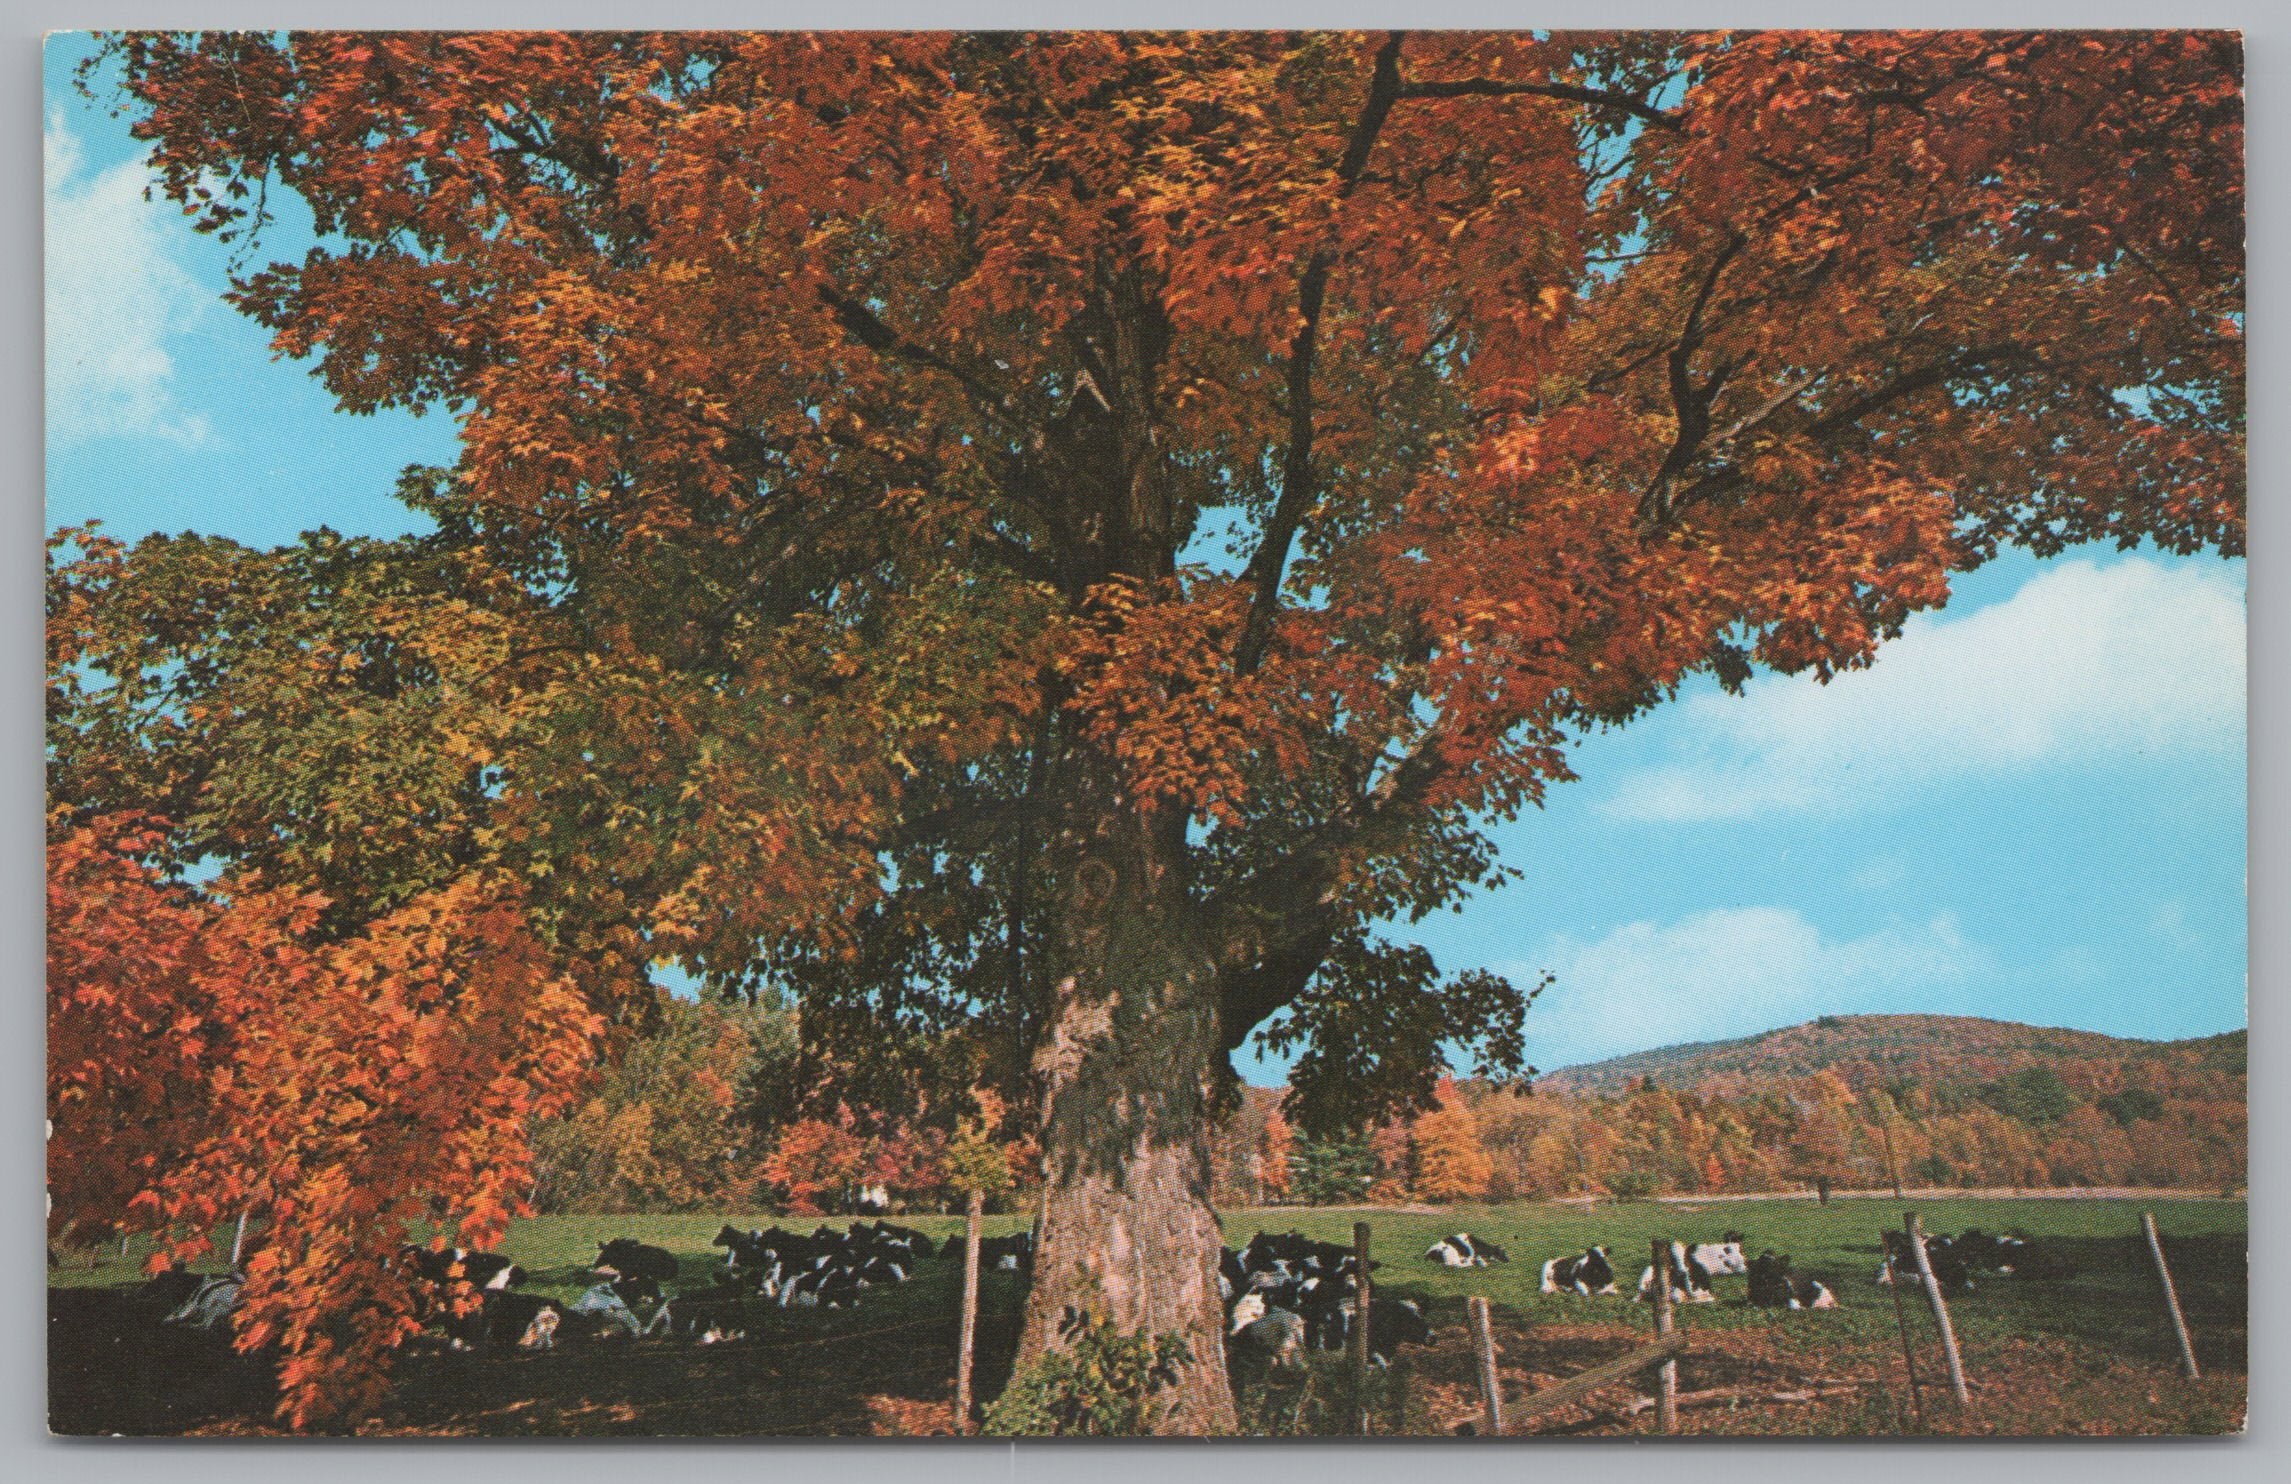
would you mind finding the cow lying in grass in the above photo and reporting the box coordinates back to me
[1636,1238,1747,1304]
[1879,1228,2077,1289]
[707,1221,933,1310]
[1747,1250,1837,1310]
[592,1238,680,1284]
[1219,1232,1430,1370]
[1539,1245,1618,1297]
[398,1243,525,1293]
[941,1230,1033,1276]
[1423,1232,1510,1268]
[1878,1230,1975,1292]
[160,1272,243,1331]
[567,1277,672,1341]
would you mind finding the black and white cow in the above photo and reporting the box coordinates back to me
[1229,1306,1308,1368]
[489,1292,567,1350]
[1952,1228,2050,1276]
[161,1273,244,1331]
[1877,1230,1972,1293]
[566,1277,667,1341]
[1747,1250,1837,1310]
[593,1237,680,1283]
[1311,1295,1432,1366]
[867,1219,936,1259]
[712,1225,766,1270]
[1241,1231,1364,1276]
[444,1290,567,1351]
[656,1283,752,1343]
[1539,1245,1619,1296]
[720,1221,929,1307]
[1424,1232,1511,1268]
[781,1263,864,1309]
[1637,1241,1721,1304]
[399,1243,526,1292]
[1218,1231,1408,1366]
[942,1232,1033,1274]
[142,1262,211,1318]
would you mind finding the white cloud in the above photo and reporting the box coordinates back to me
[44,111,213,448]
[1603,556,2245,822]
[1512,906,1990,1068]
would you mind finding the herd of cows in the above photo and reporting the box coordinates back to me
[1522,1223,2077,1313]
[142,1219,996,1352]
[133,1218,2078,1366]
[1526,1233,1838,1309]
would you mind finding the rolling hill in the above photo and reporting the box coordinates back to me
[1535,1013,2246,1102]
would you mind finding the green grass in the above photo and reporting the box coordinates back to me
[1221,1197,2246,1437]
[1199,1197,2246,1372]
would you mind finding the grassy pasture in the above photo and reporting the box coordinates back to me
[49,1196,2245,1436]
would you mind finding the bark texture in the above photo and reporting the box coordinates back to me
[1019,810,1237,1435]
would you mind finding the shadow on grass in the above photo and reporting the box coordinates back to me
[1940,1234,2247,1376]
[51,1266,1030,1437]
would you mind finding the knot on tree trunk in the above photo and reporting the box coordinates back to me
[1034,977,1121,1094]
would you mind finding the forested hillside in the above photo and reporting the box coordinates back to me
[1208,1016,2245,1205]
[1537,1014,2244,1099]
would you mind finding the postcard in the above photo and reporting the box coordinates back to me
[46,28,2245,1437]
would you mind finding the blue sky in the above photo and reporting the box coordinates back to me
[46,36,2248,1078]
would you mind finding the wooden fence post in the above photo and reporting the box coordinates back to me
[1351,1220,1373,1435]
[1904,1212,1970,1409]
[1650,1238,1678,1434]
[2140,1212,2201,1380]
[953,1190,985,1433]
[1884,1231,1926,1431]
[1468,1295,1504,1436]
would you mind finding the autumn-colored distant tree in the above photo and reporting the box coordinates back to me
[68,28,2243,1428]
[942,1114,1018,1202]
[759,1112,876,1215]
[1366,1120,1415,1203]
[1410,1079,1493,1201]
[1259,1105,1295,1202]
[1789,1070,1863,1193]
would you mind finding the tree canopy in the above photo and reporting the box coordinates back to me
[51,29,2243,1430]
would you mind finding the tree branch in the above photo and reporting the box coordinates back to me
[1397,78,1687,134]
[1231,31,1407,678]
[1662,343,2029,518]
[1638,234,1745,525]
[815,285,1045,444]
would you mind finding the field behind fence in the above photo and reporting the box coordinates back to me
[50,1195,2246,1437]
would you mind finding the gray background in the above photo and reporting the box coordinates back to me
[8,3,2278,1479]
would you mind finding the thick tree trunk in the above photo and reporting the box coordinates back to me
[1017,814,1237,1435]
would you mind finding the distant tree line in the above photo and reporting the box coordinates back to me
[536,1000,2243,1214]
[1210,1058,2245,1204]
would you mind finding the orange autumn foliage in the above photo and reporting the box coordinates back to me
[1409,1080,1495,1202]
[46,817,602,1428]
[46,814,268,1246]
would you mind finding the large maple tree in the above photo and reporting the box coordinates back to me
[55,30,2241,1430]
